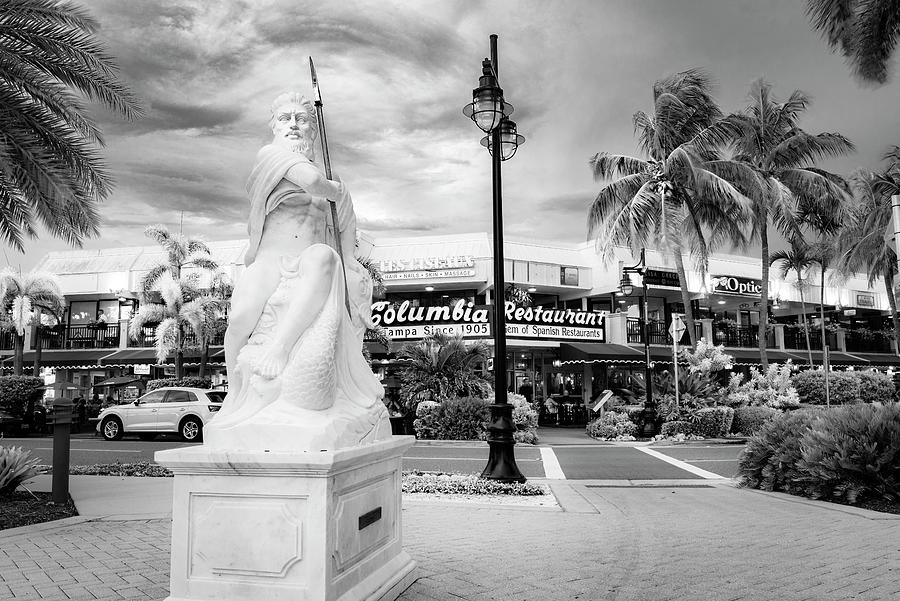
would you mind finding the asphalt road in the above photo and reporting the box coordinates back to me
[4,434,745,480]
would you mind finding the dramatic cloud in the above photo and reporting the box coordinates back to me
[11,0,900,271]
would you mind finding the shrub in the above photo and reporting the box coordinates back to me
[146,377,212,391]
[736,409,822,493]
[0,445,40,496]
[694,406,734,438]
[586,411,637,440]
[726,363,799,409]
[412,397,490,441]
[731,406,779,435]
[659,420,698,437]
[681,338,734,374]
[792,370,894,405]
[508,393,539,444]
[797,403,900,503]
[0,376,44,417]
[402,471,546,496]
[412,401,441,440]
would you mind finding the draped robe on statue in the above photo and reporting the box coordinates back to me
[204,144,391,452]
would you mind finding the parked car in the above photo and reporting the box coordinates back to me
[96,387,225,442]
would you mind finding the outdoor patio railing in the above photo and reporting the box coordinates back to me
[36,324,120,350]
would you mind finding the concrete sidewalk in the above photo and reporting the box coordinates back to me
[3,475,900,600]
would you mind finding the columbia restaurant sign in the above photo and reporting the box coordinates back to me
[370,300,605,342]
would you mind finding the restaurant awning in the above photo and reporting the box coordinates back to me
[559,343,645,364]
[840,352,900,366]
[92,375,142,388]
[0,350,115,367]
[784,350,873,366]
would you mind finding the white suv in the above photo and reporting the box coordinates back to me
[96,387,225,442]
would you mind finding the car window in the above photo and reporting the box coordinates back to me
[138,390,167,404]
[165,390,192,404]
[206,391,225,403]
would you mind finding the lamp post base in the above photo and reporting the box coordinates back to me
[480,403,525,483]
[641,406,658,438]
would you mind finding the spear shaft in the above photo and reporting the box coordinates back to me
[310,57,351,315]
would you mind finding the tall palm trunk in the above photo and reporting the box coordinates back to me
[884,267,900,355]
[818,260,831,406]
[175,323,184,380]
[758,210,770,369]
[199,340,209,378]
[13,333,24,375]
[797,278,813,366]
[33,326,42,377]
[32,308,42,377]
[672,246,698,347]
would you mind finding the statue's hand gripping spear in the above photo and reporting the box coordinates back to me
[309,57,351,316]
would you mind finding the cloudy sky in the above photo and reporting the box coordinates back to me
[11,0,900,271]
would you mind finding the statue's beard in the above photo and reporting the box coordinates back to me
[278,135,314,160]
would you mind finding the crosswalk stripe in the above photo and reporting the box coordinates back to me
[539,447,566,479]
[635,447,725,480]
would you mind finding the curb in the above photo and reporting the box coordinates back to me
[0,515,95,540]
[740,487,900,520]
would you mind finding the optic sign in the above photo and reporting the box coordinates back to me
[369,299,605,341]
[711,275,763,296]
[856,294,875,308]
[377,255,476,281]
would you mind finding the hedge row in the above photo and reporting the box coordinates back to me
[737,403,900,504]
[791,370,894,405]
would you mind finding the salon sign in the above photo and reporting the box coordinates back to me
[369,299,605,341]
[377,255,476,280]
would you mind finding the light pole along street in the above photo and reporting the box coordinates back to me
[619,248,658,437]
[463,34,526,482]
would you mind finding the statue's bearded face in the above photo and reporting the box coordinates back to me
[272,103,315,159]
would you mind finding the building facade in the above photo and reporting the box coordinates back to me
[10,232,899,421]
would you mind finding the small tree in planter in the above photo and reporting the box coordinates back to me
[397,333,492,431]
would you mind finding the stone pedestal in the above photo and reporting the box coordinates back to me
[155,437,416,601]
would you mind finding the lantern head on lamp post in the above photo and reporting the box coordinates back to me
[480,118,525,160]
[463,59,513,133]
[462,34,526,483]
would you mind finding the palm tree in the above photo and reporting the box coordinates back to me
[806,0,900,84]
[770,239,816,365]
[397,332,492,414]
[708,79,854,368]
[588,69,751,347]
[129,226,218,379]
[190,273,231,378]
[0,0,141,250]
[0,269,64,375]
[835,162,900,349]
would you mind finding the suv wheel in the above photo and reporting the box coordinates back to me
[101,417,123,441]
[180,417,202,442]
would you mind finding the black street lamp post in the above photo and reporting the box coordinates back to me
[619,248,657,437]
[463,34,525,482]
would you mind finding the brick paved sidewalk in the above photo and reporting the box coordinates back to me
[1,483,898,601]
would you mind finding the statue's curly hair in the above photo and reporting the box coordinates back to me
[268,92,318,139]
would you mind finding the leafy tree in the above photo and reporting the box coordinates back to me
[397,332,492,414]
[770,239,817,365]
[0,0,141,250]
[806,0,900,84]
[128,226,219,379]
[709,79,854,367]
[834,160,900,347]
[588,69,750,346]
[0,269,64,375]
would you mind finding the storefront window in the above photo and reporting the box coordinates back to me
[69,301,95,324]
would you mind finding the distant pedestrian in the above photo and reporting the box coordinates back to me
[518,378,534,404]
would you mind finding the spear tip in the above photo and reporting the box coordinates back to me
[309,56,322,103]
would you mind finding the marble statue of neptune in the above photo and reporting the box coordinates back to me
[204,92,391,451]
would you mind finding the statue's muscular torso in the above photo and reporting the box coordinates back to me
[256,179,329,260]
